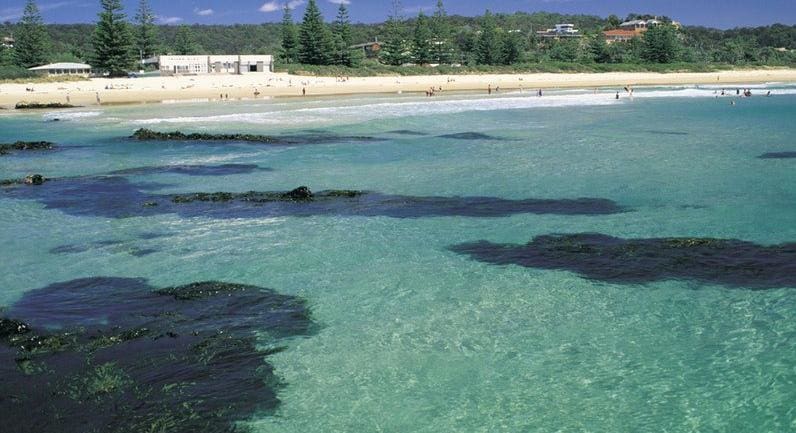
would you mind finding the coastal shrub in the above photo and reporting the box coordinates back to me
[0,65,38,80]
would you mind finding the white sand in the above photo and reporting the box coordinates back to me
[1,69,795,108]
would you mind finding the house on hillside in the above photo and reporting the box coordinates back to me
[536,24,582,39]
[28,62,92,77]
[619,19,662,33]
[157,55,274,76]
[2,36,14,48]
[602,29,640,44]
[350,40,382,58]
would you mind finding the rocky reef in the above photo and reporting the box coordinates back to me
[130,128,383,146]
[450,233,796,289]
[131,128,281,144]
[0,174,48,186]
[0,141,55,156]
[0,277,314,433]
[14,102,76,110]
[4,176,625,219]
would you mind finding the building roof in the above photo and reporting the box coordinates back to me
[620,20,647,26]
[29,62,91,70]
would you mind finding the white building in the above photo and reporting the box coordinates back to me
[28,62,92,77]
[2,36,14,48]
[536,24,581,38]
[158,55,274,76]
[619,19,662,32]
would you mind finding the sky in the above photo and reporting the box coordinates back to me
[1,0,795,29]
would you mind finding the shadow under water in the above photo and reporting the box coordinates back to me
[2,177,625,219]
[0,277,314,433]
[450,233,796,289]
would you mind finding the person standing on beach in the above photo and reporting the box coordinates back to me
[96,92,101,104]
[302,87,306,96]
[615,92,620,100]
[488,84,492,95]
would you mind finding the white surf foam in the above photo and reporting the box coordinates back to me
[127,85,796,128]
[42,111,102,121]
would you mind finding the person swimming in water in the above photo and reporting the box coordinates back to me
[615,92,620,100]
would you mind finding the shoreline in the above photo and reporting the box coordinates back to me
[1,69,795,109]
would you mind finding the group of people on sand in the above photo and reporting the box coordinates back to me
[426,86,443,97]
[218,93,230,100]
[335,76,350,83]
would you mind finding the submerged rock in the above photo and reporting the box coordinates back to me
[5,176,624,219]
[758,151,796,159]
[0,141,55,156]
[450,233,796,289]
[107,163,268,177]
[0,277,314,433]
[438,132,505,141]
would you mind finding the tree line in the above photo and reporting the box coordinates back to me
[2,0,795,79]
[1,0,207,77]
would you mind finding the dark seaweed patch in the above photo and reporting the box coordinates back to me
[131,128,384,146]
[450,233,796,289]
[137,231,174,240]
[438,132,504,140]
[5,177,624,219]
[107,164,270,176]
[758,151,796,159]
[49,240,125,254]
[0,277,313,433]
[643,130,689,136]
[387,130,428,136]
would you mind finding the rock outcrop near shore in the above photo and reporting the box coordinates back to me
[14,102,77,110]
[0,141,55,156]
[450,233,796,289]
[130,128,384,146]
[0,277,314,433]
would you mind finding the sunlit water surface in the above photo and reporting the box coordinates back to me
[1,85,795,432]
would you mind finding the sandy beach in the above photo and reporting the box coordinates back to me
[1,69,795,108]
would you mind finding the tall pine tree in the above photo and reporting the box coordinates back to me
[430,0,451,64]
[134,0,157,61]
[173,25,201,55]
[642,24,680,63]
[332,3,353,66]
[14,0,51,68]
[476,10,501,65]
[92,0,134,76]
[280,5,299,64]
[412,12,432,65]
[381,0,408,66]
[298,0,333,65]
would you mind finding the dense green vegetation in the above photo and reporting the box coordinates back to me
[0,0,794,79]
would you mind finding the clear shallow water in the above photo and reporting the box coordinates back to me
[1,86,795,432]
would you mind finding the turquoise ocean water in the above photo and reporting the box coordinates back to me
[1,85,795,432]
